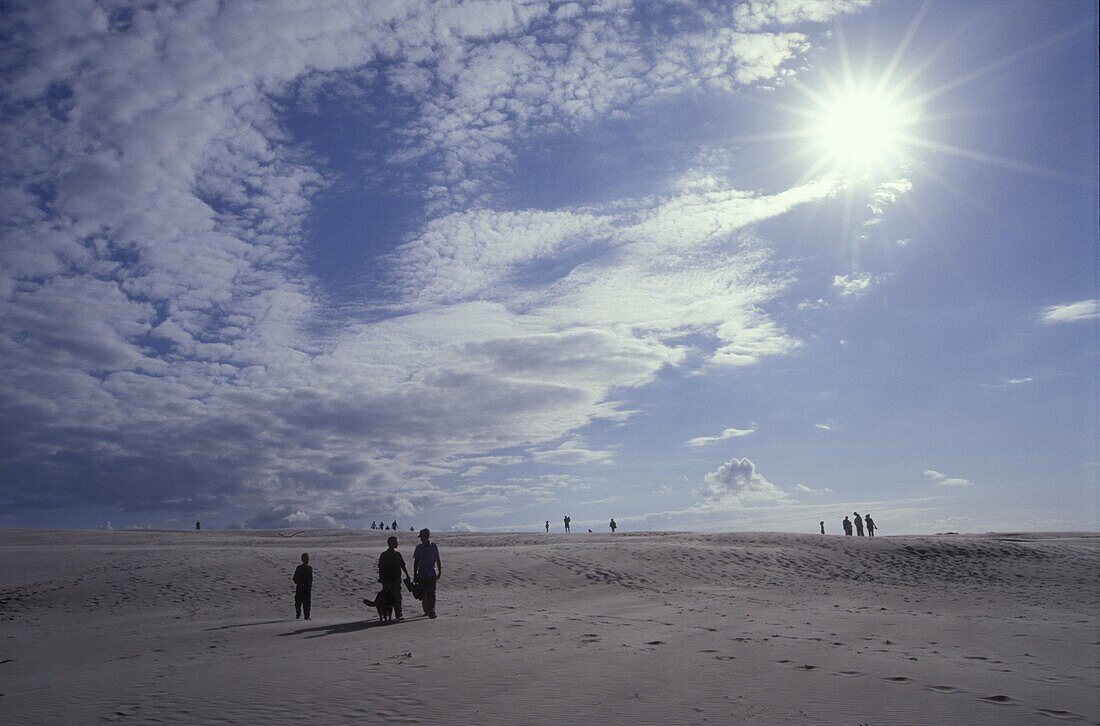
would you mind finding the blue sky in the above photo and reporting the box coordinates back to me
[1,0,1096,533]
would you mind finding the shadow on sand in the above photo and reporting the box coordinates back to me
[279,617,416,638]
[206,619,287,631]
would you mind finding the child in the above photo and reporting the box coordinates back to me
[293,553,313,620]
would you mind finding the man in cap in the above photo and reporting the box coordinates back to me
[413,528,442,619]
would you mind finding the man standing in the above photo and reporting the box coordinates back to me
[842,516,852,536]
[377,536,409,622]
[865,514,877,537]
[545,520,549,533]
[853,512,865,537]
[564,515,571,532]
[413,528,442,619]
[293,552,312,620]
[609,518,617,533]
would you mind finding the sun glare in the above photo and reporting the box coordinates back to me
[816,90,911,172]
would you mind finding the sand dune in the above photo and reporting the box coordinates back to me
[2,529,1097,724]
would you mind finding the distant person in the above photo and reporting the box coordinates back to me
[545,520,550,533]
[610,518,617,533]
[195,520,200,531]
[843,516,852,536]
[865,514,876,537]
[564,515,571,532]
[410,526,414,532]
[293,553,313,620]
[853,512,865,537]
[377,536,408,622]
[587,528,592,533]
[391,520,398,531]
[820,521,825,535]
[413,528,442,619]
[371,521,376,530]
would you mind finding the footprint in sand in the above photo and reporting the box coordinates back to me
[1036,708,1082,720]
[836,671,863,677]
[927,685,962,694]
[883,676,913,683]
[978,694,1016,705]
[795,664,818,671]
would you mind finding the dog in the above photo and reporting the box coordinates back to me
[362,589,395,622]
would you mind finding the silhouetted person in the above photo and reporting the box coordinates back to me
[413,528,442,619]
[195,520,200,531]
[609,518,617,533]
[391,519,398,531]
[853,512,864,537]
[564,515,571,532]
[378,536,408,621]
[820,521,825,535]
[545,520,550,533]
[293,553,313,620]
[865,514,876,537]
[410,526,414,532]
[843,516,852,536]
[371,521,376,530]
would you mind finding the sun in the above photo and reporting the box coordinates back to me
[801,84,921,179]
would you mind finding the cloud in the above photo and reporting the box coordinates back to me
[734,0,871,31]
[0,1,847,526]
[531,438,614,466]
[794,483,832,494]
[923,470,973,487]
[1041,299,1100,324]
[832,272,883,297]
[814,423,832,431]
[688,427,756,447]
[701,457,786,508]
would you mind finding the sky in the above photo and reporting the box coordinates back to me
[0,0,1096,534]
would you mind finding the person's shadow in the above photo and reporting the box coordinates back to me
[278,618,411,639]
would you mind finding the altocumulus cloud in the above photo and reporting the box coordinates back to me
[0,0,861,526]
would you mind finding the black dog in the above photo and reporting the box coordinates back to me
[363,590,394,622]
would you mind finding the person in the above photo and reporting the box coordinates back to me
[865,514,876,537]
[391,519,398,531]
[609,518,617,533]
[195,520,200,531]
[853,512,865,537]
[371,521,376,530]
[413,528,442,619]
[545,520,550,533]
[842,516,852,536]
[293,553,313,620]
[410,526,414,532]
[819,521,825,535]
[564,515,571,532]
[377,536,409,622]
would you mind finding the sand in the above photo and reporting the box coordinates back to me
[1,529,1097,724]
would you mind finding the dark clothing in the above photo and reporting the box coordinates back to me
[378,549,406,584]
[382,580,403,618]
[293,564,313,588]
[854,516,865,536]
[866,517,876,536]
[418,575,438,617]
[295,586,311,619]
[293,564,312,619]
[843,518,852,536]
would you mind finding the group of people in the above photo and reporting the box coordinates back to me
[370,520,405,531]
[545,516,617,533]
[290,528,443,622]
[820,512,877,536]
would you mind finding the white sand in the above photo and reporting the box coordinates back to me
[2,529,1097,724]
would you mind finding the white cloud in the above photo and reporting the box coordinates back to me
[794,483,832,494]
[1041,299,1100,324]
[688,427,756,447]
[814,423,832,431]
[832,272,884,297]
[734,0,872,31]
[923,470,973,487]
[0,1,848,525]
[701,457,786,508]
